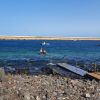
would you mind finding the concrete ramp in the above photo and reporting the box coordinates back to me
[57,63,87,76]
[57,63,100,80]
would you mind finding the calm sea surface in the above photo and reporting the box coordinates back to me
[0,40,100,61]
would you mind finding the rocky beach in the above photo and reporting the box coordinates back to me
[0,74,100,100]
[0,0,100,99]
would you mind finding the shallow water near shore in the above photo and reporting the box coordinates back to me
[0,40,100,74]
[0,40,100,60]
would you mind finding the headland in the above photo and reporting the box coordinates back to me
[0,36,100,40]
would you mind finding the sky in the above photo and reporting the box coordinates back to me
[0,0,100,37]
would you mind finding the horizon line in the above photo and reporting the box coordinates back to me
[0,36,100,40]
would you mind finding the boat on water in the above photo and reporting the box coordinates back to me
[73,39,77,41]
[41,42,50,46]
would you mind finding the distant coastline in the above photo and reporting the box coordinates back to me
[0,36,100,40]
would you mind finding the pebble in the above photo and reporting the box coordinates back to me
[0,74,99,100]
[53,92,57,96]
[36,96,41,100]
[85,93,91,98]
[24,93,30,100]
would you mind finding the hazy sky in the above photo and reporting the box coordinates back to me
[0,0,100,37]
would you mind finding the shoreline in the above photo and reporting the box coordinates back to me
[0,59,100,99]
[0,58,100,76]
[0,36,100,40]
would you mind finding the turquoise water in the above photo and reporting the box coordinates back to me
[0,40,100,61]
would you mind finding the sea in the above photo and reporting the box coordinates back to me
[0,40,100,73]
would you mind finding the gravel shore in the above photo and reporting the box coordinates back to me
[0,74,100,100]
